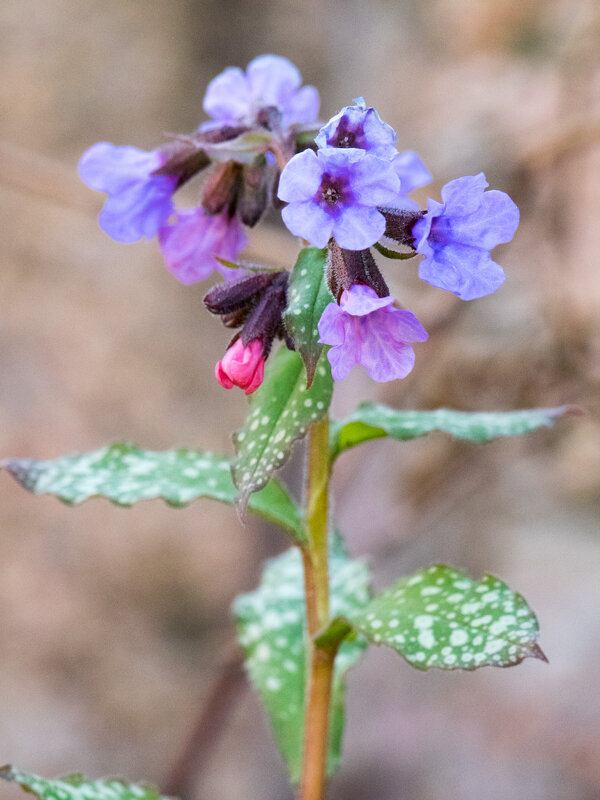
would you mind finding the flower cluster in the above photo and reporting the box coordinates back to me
[80,57,519,392]
[79,55,320,283]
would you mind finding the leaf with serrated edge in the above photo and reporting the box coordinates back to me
[284,246,332,387]
[232,346,332,507]
[1,445,302,540]
[234,537,371,782]
[0,766,169,800]
[347,565,545,671]
[331,404,573,460]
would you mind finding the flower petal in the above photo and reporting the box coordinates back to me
[277,149,323,202]
[246,54,302,105]
[339,284,393,316]
[418,243,505,300]
[203,66,250,123]
[281,201,333,247]
[332,204,386,250]
[392,150,432,195]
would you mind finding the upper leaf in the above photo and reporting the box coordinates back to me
[331,404,572,460]
[1,444,302,540]
[0,766,170,800]
[234,537,371,782]
[232,346,333,508]
[346,565,545,671]
[283,246,332,387]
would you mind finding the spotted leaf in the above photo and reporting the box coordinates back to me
[284,246,332,387]
[1,445,302,540]
[0,766,169,800]
[330,404,574,460]
[232,346,333,508]
[234,538,371,782]
[347,565,545,671]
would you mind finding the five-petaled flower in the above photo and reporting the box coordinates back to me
[202,54,319,132]
[158,208,247,285]
[78,143,175,243]
[278,147,400,250]
[413,173,519,300]
[318,284,428,382]
[215,338,265,395]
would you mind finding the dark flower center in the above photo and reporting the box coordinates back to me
[318,173,348,208]
[329,118,364,149]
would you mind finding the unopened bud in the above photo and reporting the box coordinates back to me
[202,161,243,215]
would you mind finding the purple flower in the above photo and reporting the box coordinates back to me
[78,142,175,243]
[390,150,433,210]
[412,173,519,300]
[202,54,319,131]
[318,284,428,381]
[315,97,397,158]
[158,208,248,285]
[277,147,400,250]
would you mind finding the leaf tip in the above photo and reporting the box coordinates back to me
[527,642,549,664]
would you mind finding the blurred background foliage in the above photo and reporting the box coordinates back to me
[1,1,599,799]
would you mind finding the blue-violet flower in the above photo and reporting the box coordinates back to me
[315,97,397,159]
[412,173,519,300]
[158,208,247,285]
[277,147,400,250]
[78,142,175,243]
[202,54,319,131]
[318,284,428,381]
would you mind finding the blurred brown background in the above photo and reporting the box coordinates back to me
[1,1,599,799]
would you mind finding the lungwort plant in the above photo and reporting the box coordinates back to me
[1,55,573,800]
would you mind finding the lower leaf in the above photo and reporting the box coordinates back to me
[347,565,546,671]
[233,537,371,781]
[0,766,170,800]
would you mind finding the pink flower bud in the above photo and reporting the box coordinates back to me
[215,338,265,395]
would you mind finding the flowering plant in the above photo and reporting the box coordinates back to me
[1,55,573,800]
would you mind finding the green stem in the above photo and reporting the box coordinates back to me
[299,415,333,800]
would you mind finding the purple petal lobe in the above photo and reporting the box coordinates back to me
[332,204,386,250]
[277,149,323,202]
[281,202,333,248]
[392,150,432,195]
[202,67,250,124]
[158,208,247,284]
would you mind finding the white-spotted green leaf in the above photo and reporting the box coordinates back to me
[232,346,333,508]
[347,565,546,671]
[0,766,170,800]
[283,246,332,387]
[1,445,302,540]
[331,403,573,460]
[234,537,371,782]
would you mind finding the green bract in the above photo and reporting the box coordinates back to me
[283,246,332,387]
[232,346,333,508]
[0,767,168,800]
[331,403,571,460]
[1,445,302,540]
[234,539,371,781]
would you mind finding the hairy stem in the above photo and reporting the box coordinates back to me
[299,415,333,800]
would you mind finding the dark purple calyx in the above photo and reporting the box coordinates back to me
[326,241,389,301]
[152,143,210,190]
[202,161,243,215]
[204,271,289,357]
[379,207,424,248]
